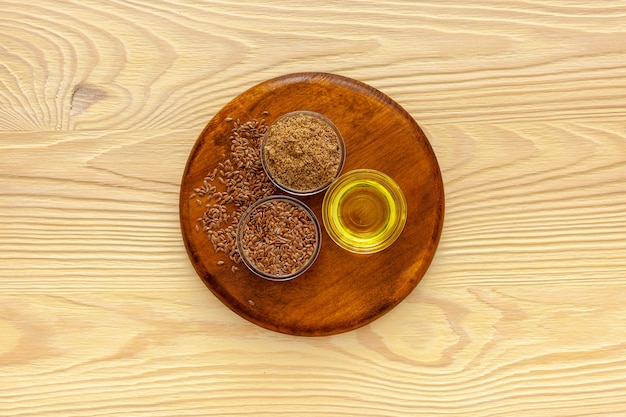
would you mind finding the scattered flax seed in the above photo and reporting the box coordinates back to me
[191,117,277,270]
[239,199,318,277]
[263,112,342,192]
[217,260,225,265]
[225,117,233,122]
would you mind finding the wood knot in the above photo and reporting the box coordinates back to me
[70,84,107,116]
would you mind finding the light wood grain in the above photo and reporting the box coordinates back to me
[2,0,626,415]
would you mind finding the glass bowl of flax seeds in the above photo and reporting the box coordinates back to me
[261,111,346,196]
[236,196,322,281]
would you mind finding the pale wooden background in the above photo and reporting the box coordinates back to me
[2,1,626,415]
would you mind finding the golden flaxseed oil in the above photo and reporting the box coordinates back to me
[329,179,398,247]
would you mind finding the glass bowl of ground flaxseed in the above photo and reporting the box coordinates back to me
[261,111,346,196]
[236,195,322,281]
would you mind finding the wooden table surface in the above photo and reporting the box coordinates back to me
[2,1,625,415]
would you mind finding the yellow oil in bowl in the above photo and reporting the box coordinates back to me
[322,169,407,254]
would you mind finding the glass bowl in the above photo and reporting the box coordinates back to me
[322,169,407,254]
[261,111,346,196]
[237,195,322,281]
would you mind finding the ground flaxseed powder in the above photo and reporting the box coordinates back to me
[263,112,342,192]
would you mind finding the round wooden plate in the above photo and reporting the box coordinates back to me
[179,73,444,336]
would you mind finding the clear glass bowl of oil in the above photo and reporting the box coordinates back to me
[322,169,407,254]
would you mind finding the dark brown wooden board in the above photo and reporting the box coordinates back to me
[179,73,444,336]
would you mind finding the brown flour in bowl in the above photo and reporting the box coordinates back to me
[262,112,343,194]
